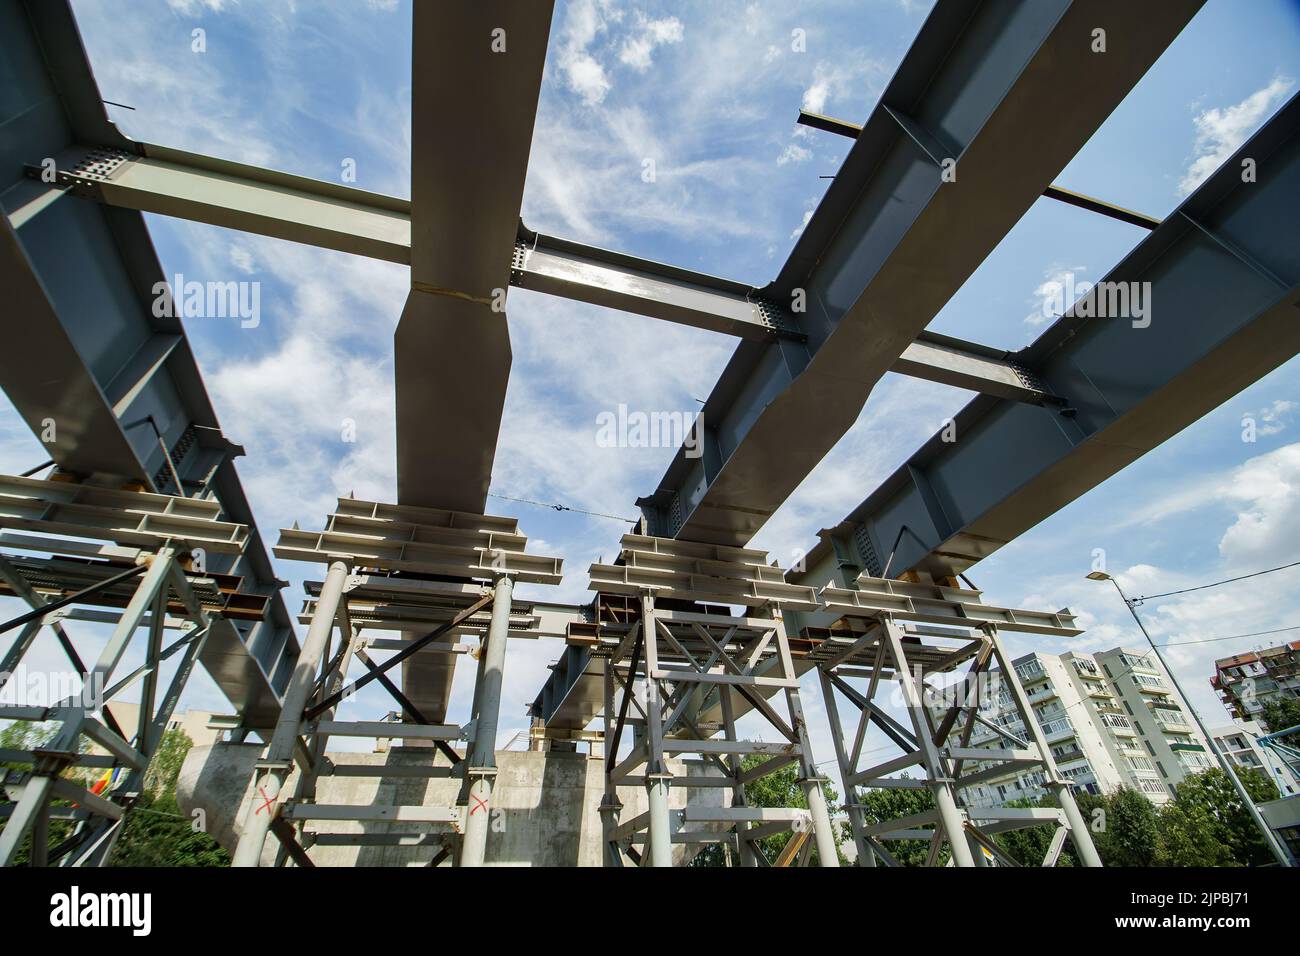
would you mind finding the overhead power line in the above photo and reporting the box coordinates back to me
[1154,624,1300,648]
[488,492,638,524]
[1133,560,1300,603]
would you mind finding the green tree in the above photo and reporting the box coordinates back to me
[690,755,842,866]
[0,720,55,770]
[0,720,87,864]
[989,795,1081,867]
[854,782,939,866]
[1258,697,1300,736]
[110,728,229,867]
[1157,768,1279,867]
[1091,788,1160,867]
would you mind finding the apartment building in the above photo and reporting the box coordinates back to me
[949,647,1211,809]
[101,704,224,749]
[1096,648,1215,787]
[1212,640,1300,727]
[1208,720,1299,797]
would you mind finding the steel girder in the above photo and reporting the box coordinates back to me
[647,90,1300,739]
[393,1,554,722]
[394,1,554,516]
[0,0,297,725]
[799,90,1300,587]
[636,0,1204,546]
[33,141,1056,402]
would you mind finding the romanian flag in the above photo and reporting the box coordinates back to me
[89,767,123,796]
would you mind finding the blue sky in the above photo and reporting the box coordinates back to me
[3,0,1300,786]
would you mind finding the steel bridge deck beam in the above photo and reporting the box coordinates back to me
[35,141,1050,403]
[637,0,1203,546]
[801,91,1300,585]
[0,0,297,726]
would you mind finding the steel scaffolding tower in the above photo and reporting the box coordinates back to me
[0,473,267,865]
[230,496,561,867]
[587,535,837,866]
[7,0,1300,869]
[808,574,1101,866]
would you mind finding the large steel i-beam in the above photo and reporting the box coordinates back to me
[799,90,1300,586]
[637,0,1203,546]
[0,0,297,726]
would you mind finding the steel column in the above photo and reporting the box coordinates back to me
[986,626,1102,867]
[460,572,512,867]
[882,619,974,867]
[232,558,348,867]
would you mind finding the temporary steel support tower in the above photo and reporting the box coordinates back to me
[588,535,837,866]
[0,474,266,866]
[231,498,561,867]
[809,575,1100,866]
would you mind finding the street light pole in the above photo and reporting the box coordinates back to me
[1089,572,1293,867]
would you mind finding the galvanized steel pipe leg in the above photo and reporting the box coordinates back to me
[646,774,673,868]
[233,559,349,867]
[802,778,839,867]
[986,625,1102,868]
[1054,782,1103,868]
[883,619,973,867]
[460,573,514,867]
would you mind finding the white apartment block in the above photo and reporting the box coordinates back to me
[948,646,1212,809]
[1208,719,1299,797]
[101,704,224,749]
[1095,648,1215,787]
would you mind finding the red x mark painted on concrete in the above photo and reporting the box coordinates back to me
[255,786,277,816]
[469,793,489,816]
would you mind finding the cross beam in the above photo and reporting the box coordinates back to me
[30,143,1049,403]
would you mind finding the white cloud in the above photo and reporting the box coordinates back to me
[557,0,617,106]
[789,207,813,239]
[229,243,255,274]
[1004,440,1300,721]
[777,142,812,166]
[1245,399,1296,438]
[801,75,831,115]
[618,13,684,72]
[165,0,226,13]
[1178,76,1294,196]
[1216,443,1300,568]
[1024,263,1086,327]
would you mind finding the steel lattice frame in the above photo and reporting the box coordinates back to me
[584,534,839,867]
[229,500,561,867]
[809,579,1102,867]
[0,476,254,866]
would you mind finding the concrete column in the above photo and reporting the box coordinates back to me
[460,573,513,867]
[233,559,348,867]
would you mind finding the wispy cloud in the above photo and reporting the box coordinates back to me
[1024,263,1086,327]
[1178,75,1294,195]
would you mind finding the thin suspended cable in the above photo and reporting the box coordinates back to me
[488,492,637,524]
[1154,624,1300,647]
[1133,560,1300,603]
